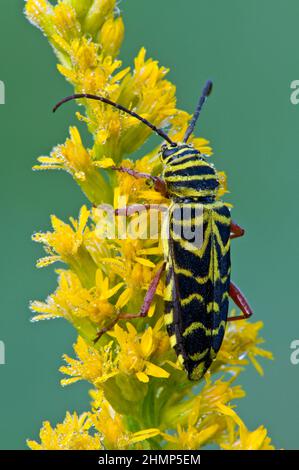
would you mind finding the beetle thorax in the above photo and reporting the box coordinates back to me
[160,143,219,199]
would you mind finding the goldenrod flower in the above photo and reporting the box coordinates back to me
[108,320,170,383]
[27,412,101,450]
[32,205,99,289]
[30,268,122,335]
[60,336,117,386]
[90,390,160,450]
[34,127,110,204]
[161,375,245,430]
[163,424,219,451]
[33,205,89,265]
[217,404,274,450]
[212,318,273,375]
[98,15,124,58]
[100,243,164,311]
[26,0,274,451]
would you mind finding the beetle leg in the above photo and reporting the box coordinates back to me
[94,262,166,343]
[111,165,153,180]
[227,281,253,321]
[110,166,168,196]
[230,221,245,239]
[118,262,166,320]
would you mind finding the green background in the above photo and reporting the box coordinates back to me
[0,0,298,449]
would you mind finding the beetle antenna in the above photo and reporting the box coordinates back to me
[183,80,213,143]
[53,93,176,146]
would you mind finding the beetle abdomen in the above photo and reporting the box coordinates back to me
[164,201,231,380]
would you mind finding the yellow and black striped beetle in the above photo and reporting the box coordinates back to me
[54,80,253,381]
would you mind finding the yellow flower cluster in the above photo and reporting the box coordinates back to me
[27,412,101,450]
[25,0,274,451]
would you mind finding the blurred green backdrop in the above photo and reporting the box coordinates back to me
[0,0,298,449]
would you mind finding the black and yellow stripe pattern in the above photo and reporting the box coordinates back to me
[162,144,220,199]
[161,144,231,380]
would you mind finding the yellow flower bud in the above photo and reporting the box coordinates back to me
[83,0,116,38]
[98,16,125,57]
[25,0,55,36]
[65,0,93,19]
